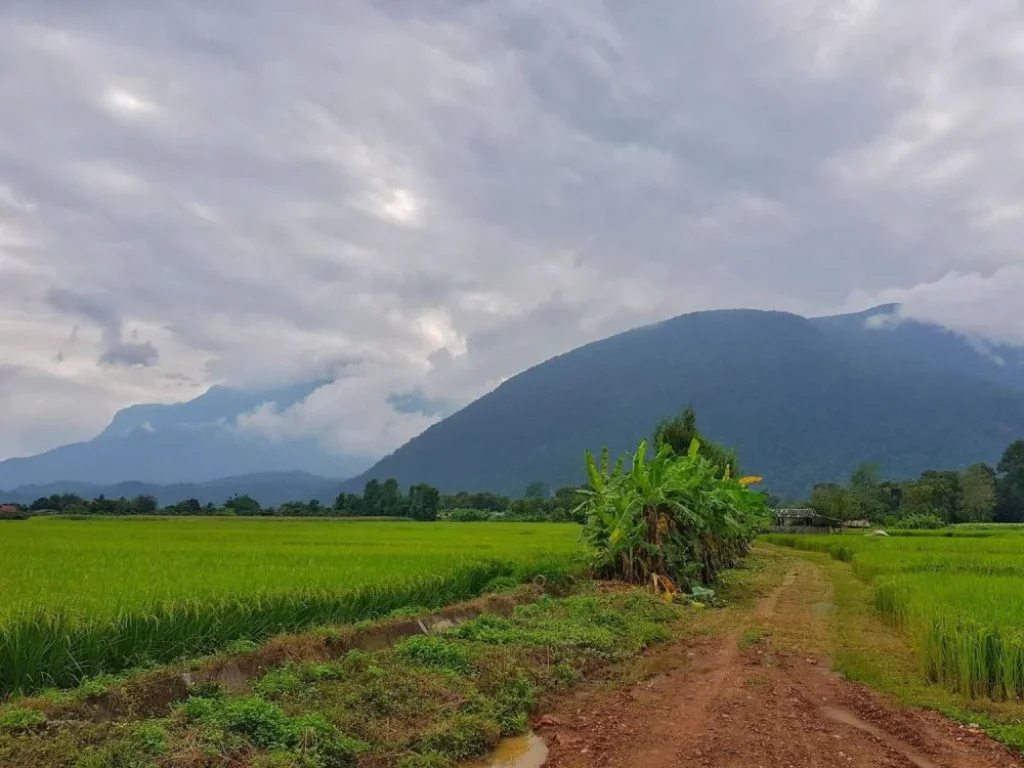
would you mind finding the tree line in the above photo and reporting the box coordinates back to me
[6,478,587,523]
[3,407,737,524]
[805,439,1024,526]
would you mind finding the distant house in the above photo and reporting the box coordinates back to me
[0,504,24,520]
[841,519,871,529]
[771,508,839,531]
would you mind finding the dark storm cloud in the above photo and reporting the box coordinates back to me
[46,288,159,367]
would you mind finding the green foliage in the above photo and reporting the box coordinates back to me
[578,437,767,586]
[0,588,684,767]
[482,576,520,594]
[394,636,471,674]
[898,513,946,530]
[765,529,1024,700]
[416,714,502,760]
[809,483,856,521]
[996,440,1024,522]
[961,463,997,523]
[181,694,367,763]
[441,508,495,522]
[653,407,738,475]
[801,447,1022,525]
[408,484,441,521]
[0,708,46,731]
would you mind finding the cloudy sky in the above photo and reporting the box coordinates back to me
[2,1,1023,462]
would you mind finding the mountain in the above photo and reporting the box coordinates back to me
[0,381,371,490]
[0,472,339,508]
[343,306,1024,499]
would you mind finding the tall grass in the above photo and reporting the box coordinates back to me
[762,529,1024,700]
[0,519,581,697]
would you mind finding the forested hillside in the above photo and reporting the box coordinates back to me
[345,306,1024,498]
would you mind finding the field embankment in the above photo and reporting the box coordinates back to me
[0,518,581,697]
[0,584,690,768]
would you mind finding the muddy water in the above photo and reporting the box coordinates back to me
[471,732,548,768]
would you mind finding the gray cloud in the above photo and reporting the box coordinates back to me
[45,288,159,367]
[2,1,1024,459]
[99,340,160,368]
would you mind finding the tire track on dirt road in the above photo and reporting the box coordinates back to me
[535,561,1020,768]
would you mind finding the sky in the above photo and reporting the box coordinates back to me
[2,1,1024,462]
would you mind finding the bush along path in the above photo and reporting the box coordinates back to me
[0,585,692,767]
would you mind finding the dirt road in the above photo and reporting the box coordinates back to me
[533,560,1021,768]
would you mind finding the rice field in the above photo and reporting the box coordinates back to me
[0,517,581,697]
[763,527,1024,700]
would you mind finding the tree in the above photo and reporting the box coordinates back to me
[30,493,85,513]
[809,483,855,521]
[524,481,547,500]
[171,498,202,515]
[654,407,738,475]
[408,484,440,521]
[334,492,362,516]
[903,470,961,522]
[362,479,382,517]
[224,494,262,516]
[960,463,996,522]
[129,495,158,516]
[850,463,882,490]
[996,440,1024,522]
[847,463,890,522]
[379,478,403,516]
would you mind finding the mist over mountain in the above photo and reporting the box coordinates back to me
[342,305,1024,499]
[4,305,1024,504]
[0,380,370,491]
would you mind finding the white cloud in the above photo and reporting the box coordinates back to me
[1,1,1024,461]
[848,266,1024,346]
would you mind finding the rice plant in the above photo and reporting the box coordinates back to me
[0,519,581,697]
[763,528,1024,700]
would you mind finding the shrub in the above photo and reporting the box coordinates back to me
[395,635,471,674]
[897,513,946,530]
[441,508,495,522]
[578,438,768,587]
[0,707,46,730]
[416,714,501,760]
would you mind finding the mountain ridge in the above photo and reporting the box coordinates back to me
[0,380,370,489]
[340,305,1024,498]
[5,305,1024,502]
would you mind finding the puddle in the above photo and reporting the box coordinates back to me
[811,601,835,615]
[471,732,548,768]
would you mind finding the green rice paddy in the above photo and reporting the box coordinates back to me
[0,518,581,697]
[763,526,1024,701]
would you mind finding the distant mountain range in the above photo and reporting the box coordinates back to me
[0,380,370,492]
[4,304,1024,505]
[0,472,342,508]
[342,305,1024,499]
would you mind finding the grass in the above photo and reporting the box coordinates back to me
[0,518,581,697]
[763,529,1024,703]
[0,587,688,768]
[759,543,1024,753]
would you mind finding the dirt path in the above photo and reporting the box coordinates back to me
[533,560,1021,768]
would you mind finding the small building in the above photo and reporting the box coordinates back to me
[774,508,820,527]
[769,508,839,533]
[0,504,25,520]
[841,519,871,529]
